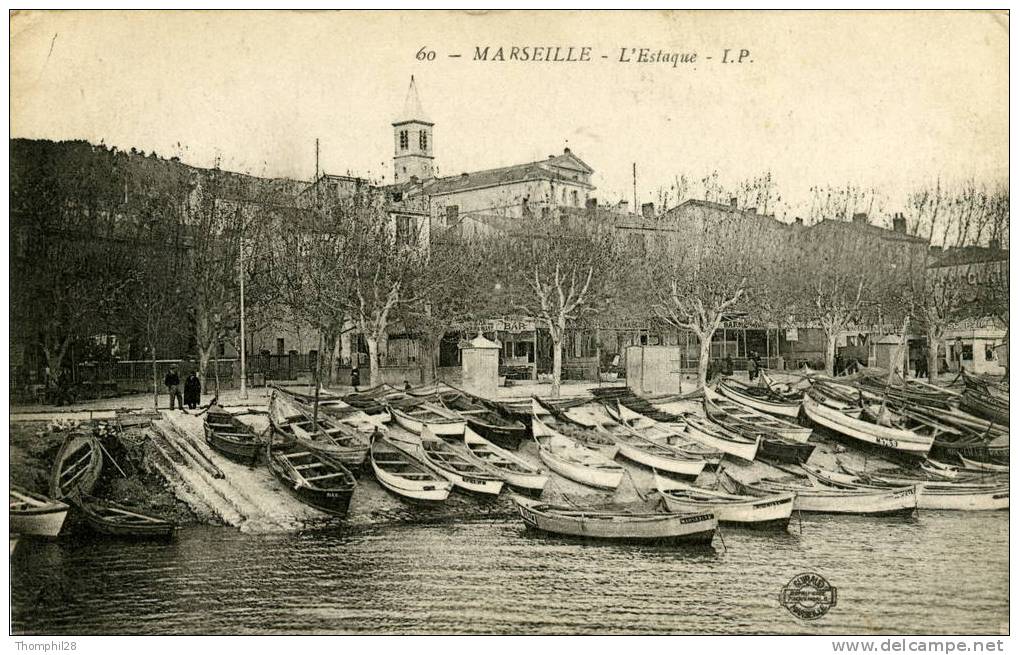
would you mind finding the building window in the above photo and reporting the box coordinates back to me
[445,205,459,227]
[396,215,417,247]
[571,190,579,206]
[276,338,285,355]
[419,130,428,150]
[562,188,567,203]
[399,130,409,150]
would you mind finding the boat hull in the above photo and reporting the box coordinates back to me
[466,417,526,450]
[49,433,103,500]
[917,487,1009,511]
[803,394,933,457]
[616,440,705,477]
[538,447,622,490]
[758,438,816,465]
[682,419,759,462]
[390,408,466,436]
[660,493,794,529]
[203,423,260,463]
[10,504,69,537]
[718,381,801,418]
[514,497,716,544]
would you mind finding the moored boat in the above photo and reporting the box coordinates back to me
[75,496,175,540]
[462,427,548,494]
[532,414,624,490]
[704,387,812,443]
[10,487,70,537]
[440,393,527,450]
[49,431,103,500]
[204,404,261,464]
[369,434,452,503]
[269,391,370,467]
[388,403,467,436]
[803,384,934,459]
[679,412,759,462]
[653,472,794,530]
[391,427,503,496]
[603,401,723,467]
[959,456,1009,473]
[266,439,357,516]
[513,494,717,545]
[758,436,816,465]
[721,471,917,516]
[717,377,802,418]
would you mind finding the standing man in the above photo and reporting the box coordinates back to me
[183,370,202,410]
[164,364,183,411]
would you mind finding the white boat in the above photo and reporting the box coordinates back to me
[821,463,1009,511]
[10,487,70,537]
[704,386,812,442]
[369,434,452,502]
[393,427,503,496]
[959,456,1009,473]
[717,378,802,418]
[721,471,917,515]
[603,402,723,466]
[679,413,759,462]
[532,414,624,490]
[803,387,934,457]
[611,426,705,477]
[512,494,717,544]
[462,427,548,494]
[388,403,466,436]
[653,472,794,529]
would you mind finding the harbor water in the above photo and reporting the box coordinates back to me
[11,510,1007,635]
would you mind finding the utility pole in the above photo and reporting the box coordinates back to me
[315,138,320,180]
[632,163,637,214]
[239,227,247,399]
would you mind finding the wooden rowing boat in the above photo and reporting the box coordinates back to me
[531,398,619,450]
[269,391,370,466]
[204,404,261,464]
[704,386,812,442]
[369,433,452,503]
[440,393,527,450]
[653,472,794,530]
[959,456,1009,473]
[391,427,503,496]
[266,439,357,516]
[531,414,624,490]
[803,384,934,458]
[10,487,70,537]
[808,462,1009,511]
[717,377,802,418]
[602,402,723,467]
[462,427,548,494]
[49,431,103,500]
[388,403,466,436]
[678,412,759,462]
[75,495,175,540]
[720,470,917,516]
[512,494,717,545]
[961,371,1009,425]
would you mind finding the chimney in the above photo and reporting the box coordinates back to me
[563,147,571,155]
[794,217,803,226]
[409,175,419,184]
[930,245,943,254]
[641,202,655,219]
[729,197,738,208]
[892,212,906,233]
[585,197,598,210]
[852,212,868,225]
[617,200,629,213]
[746,207,757,215]
[460,172,469,179]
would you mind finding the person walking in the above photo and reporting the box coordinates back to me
[721,354,733,377]
[748,351,760,381]
[183,371,202,410]
[164,365,184,411]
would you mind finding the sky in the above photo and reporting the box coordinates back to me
[10,10,1009,222]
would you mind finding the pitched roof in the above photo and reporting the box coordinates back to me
[928,245,1009,268]
[807,218,928,244]
[393,76,431,125]
[420,155,595,196]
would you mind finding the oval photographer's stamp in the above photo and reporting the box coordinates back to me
[779,572,837,620]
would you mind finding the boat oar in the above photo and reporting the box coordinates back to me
[96,437,128,479]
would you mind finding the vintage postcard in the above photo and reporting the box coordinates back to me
[7,8,1009,639]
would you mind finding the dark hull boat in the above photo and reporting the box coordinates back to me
[50,432,103,501]
[440,394,527,450]
[960,371,1009,426]
[266,440,356,516]
[75,496,175,540]
[204,405,261,464]
[758,437,816,464]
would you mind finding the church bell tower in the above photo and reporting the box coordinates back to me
[392,76,434,183]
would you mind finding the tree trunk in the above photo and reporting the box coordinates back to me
[197,342,213,380]
[366,333,381,387]
[419,329,443,384]
[151,344,158,409]
[697,333,711,388]
[926,325,941,383]
[824,332,838,376]
[551,336,563,398]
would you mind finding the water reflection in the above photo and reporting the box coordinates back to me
[11,512,1008,635]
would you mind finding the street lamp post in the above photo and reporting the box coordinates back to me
[239,232,247,399]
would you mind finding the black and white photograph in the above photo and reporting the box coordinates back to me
[7,8,1010,639]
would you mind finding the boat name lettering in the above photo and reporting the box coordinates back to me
[680,514,712,524]
[754,498,793,509]
[875,437,899,448]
